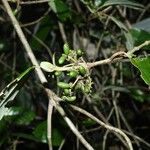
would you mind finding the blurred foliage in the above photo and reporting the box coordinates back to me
[0,0,150,150]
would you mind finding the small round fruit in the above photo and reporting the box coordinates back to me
[58,54,67,65]
[54,71,62,76]
[57,82,70,89]
[63,43,70,55]
[79,66,86,75]
[76,49,83,56]
[64,89,71,95]
[69,70,79,78]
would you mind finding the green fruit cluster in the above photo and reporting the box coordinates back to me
[58,43,84,65]
[54,43,92,102]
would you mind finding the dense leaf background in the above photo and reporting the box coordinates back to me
[0,0,150,149]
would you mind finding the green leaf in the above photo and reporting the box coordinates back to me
[33,121,47,143]
[1,106,35,125]
[30,27,50,51]
[133,18,150,32]
[13,109,36,125]
[94,0,103,6]
[129,88,144,102]
[13,133,40,142]
[0,67,35,121]
[109,16,128,31]
[82,118,96,127]
[124,31,134,50]
[33,121,64,146]
[48,0,71,21]
[100,0,143,9]
[52,128,64,146]
[40,61,57,72]
[130,57,150,85]
[0,107,10,121]
[129,28,150,50]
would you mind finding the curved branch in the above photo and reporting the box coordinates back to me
[71,105,133,150]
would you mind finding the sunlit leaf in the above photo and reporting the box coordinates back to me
[0,107,10,121]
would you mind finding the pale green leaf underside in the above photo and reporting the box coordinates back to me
[40,61,56,72]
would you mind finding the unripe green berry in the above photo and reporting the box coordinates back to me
[76,49,83,56]
[63,43,70,55]
[64,89,71,95]
[57,82,71,89]
[79,66,87,75]
[58,54,67,65]
[54,71,62,76]
[67,96,76,101]
[69,70,79,78]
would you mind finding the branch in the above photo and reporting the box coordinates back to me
[45,88,94,150]
[47,100,53,150]
[2,1,94,150]
[8,0,49,5]
[40,51,126,74]
[71,105,133,150]
[87,51,126,68]
[2,0,47,84]
[127,40,150,58]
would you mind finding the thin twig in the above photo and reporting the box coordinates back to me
[20,8,51,27]
[2,0,47,84]
[47,100,53,150]
[8,0,49,5]
[58,139,65,150]
[71,105,133,150]
[118,107,141,149]
[58,21,67,43]
[102,130,109,150]
[24,28,53,58]
[87,51,126,68]
[45,88,94,150]
[123,130,150,148]
[127,40,150,58]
